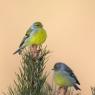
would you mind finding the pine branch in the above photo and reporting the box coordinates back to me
[4,47,53,95]
[91,87,95,95]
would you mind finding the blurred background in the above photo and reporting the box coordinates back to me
[0,0,95,94]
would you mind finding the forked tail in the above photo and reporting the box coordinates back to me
[13,48,22,55]
[73,84,81,90]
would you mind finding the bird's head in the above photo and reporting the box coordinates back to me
[32,22,43,29]
[52,62,65,71]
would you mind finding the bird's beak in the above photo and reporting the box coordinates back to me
[52,68,54,70]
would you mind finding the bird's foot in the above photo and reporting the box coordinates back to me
[56,87,68,95]
[30,45,41,58]
[56,87,63,95]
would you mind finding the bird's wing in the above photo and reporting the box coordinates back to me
[63,64,80,85]
[19,28,32,48]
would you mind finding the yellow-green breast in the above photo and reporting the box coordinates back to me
[54,71,72,87]
[27,28,47,45]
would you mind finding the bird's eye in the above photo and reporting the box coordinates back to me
[36,24,40,26]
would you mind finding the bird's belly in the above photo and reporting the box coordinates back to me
[28,30,47,45]
[54,72,72,87]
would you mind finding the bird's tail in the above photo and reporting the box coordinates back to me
[13,48,22,55]
[73,84,81,90]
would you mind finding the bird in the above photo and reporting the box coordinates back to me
[13,22,47,55]
[52,62,80,95]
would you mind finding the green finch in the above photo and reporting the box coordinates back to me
[52,62,80,95]
[13,22,47,54]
